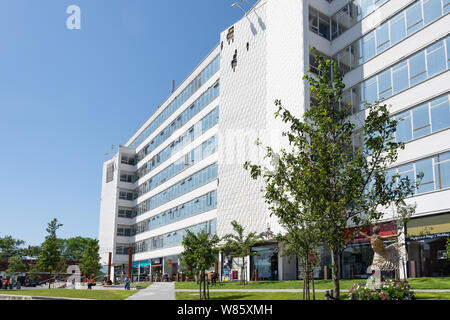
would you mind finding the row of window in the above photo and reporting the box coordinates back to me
[394,93,450,143]
[119,190,138,201]
[136,82,220,162]
[386,151,450,195]
[350,93,450,152]
[335,0,450,73]
[129,55,220,149]
[137,135,218,196]
[136,107,219,179]
[309,0,390,41]
[118,207,137,219]
[342,36,450,114]
[134,190,217,235]
[136,163,218,216]
[133,219,217,254]
[331,0,390,39]
[121,155,136,166]
[117,225,135,237]
[116,244,131,255]
[120,172,137,184]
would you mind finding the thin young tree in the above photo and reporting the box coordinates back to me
[244,50,417,299]
[36,218,66,289]
[179,230,220,300]
[275,223,320,300]
[221,220,265,285]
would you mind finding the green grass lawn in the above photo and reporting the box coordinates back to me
[176,291,450,300]
[175,277,450,290]
[0,289,136,300]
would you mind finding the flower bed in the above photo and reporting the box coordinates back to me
[349,279,415,300]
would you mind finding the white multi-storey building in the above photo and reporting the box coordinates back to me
[99,0,450,282]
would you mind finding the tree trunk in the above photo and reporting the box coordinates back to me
[199,272,202,299]
[203,271,206,300]
[312,271,315,300]
[331,249,340,300]
[48,272,51,289]
[241,263,246,285]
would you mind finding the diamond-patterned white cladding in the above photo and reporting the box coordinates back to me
[217,0,307,237]
[217,3,269,237]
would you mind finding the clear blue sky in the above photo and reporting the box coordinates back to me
[0,0,242,246]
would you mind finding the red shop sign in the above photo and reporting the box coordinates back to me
[344,222,397,244]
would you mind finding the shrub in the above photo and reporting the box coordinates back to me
[349,279,415,300]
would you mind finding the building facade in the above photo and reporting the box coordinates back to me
[98,0,450,282]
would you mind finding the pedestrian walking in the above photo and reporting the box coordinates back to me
[124,276,131,290]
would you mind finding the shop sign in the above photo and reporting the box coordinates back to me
[140,260,150,267]
[344,222,397,244]
[151,258,162,265]
[407,232,450,241]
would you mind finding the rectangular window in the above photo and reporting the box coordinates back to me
[363,77,378,105]
[106,163,114,183]
[445,0,450,14]
[430,95,450,132]
[390,11,406,45]
[412,103,431,139]
[398,163,415,192]
[362,32,376,63]
[409,51,427,86]
[426,40,446,78]
[447,37,450,68]
[415,158,435,194]
[396,111,412,143]
[423,0,443,25]
[406,1,424,35]
[392,61,409,94]
[376,22,390,53]
[435,152,450,189]
[378,69,392,100]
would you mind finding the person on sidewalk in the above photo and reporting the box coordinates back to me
[124,276,131,290]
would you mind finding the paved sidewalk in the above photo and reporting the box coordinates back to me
[126,282,175,300]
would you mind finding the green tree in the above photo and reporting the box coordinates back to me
[221,220,265,285]
[0,236,25,259]
[5,255,27,277]
[244,51,417,299]
[36,219,66,289]
[79,239,101,279]
[64,237,92,261]
[276,223,320,300]
[179,231,220,300]
[22,245,42,258]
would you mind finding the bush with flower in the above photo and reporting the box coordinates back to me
[349,279,415,300]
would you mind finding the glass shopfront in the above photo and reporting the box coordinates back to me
[139,260,150,281]
[164,255,179,280]
[407,233,450,277]
[340,243,374,279]
[313,222,398,280]
[151,258,163,276]
[250,244,279,281]
[132,262,139,281]
[406,213,450,277]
